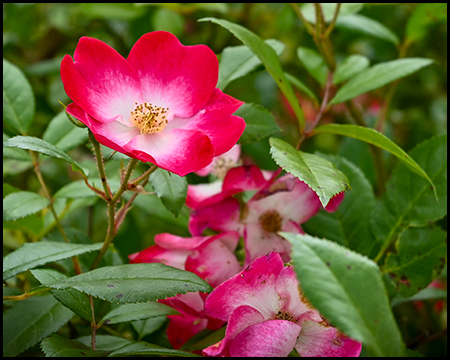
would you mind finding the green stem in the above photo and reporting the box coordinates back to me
[90,295,97,350]
[89,131,112,201]
[289,3,315,36]
[323,3,341,38]
[89,158,138,271]
[129,164,157,187]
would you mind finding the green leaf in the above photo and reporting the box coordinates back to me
[329,58,433,105]
[31,268,93,322]
[42,111,88,152]
[236,103,280,145]
[40,333,109,357]
[109,341,201,357]
[302,155,377,257]
[336,14,400,44]
[38,263,212,304]
[300,3,364,23]
[77,335,133,351]
[370,135,447,252]
[269,137,350,207]
[313,124,436,193]
[53,180,98,199]
[391,287,447,307]
[3,241,103,280]
[285,72,319,104]
[297,47,328,85]
[3,58,35,134]
[3,136,89,177]
[3,295,74,357]
[406,3,448,43]
[2,133,32,161]
[382,227,447,297]
[218,39,285,90]
[149,168,187,218]
[281,232,405,357]
[333,54,370,84]
[132,317,167,340]
[3,191,50,222]
[199,17,305,131]
[99,302,177,326]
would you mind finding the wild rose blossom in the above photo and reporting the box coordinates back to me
[188,165,344,264]
[129,231,242,348]
[203,252,362,357]
[195,144,242,178]
[61,31,245,176]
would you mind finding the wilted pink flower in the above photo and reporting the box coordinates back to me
[203,252,362,357]
[129,231,242,348]
[61,31,245,176]
[188,165,344,264]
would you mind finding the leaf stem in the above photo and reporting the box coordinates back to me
[289,3,315,36]
[323,3,341,38]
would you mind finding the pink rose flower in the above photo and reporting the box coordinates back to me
[203,252,362,357]
[195,144,242,178]
[188,165,344,264]
[129,231,242,348]
[61,31,245,176]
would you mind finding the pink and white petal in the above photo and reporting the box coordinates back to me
[204,252,284,321]
[230,320,302,357]
[154,233,212,251]
[128,245,190,270]
[169,89,245,155]
[275,266,322,324]
[160,291,207,316]
[186,236,241,287]
[194,163,213,177]
[188,196,242,236]
[127,31,218,118]
[324,191,345,212]
[295,321,362,357]
[186,181,223,209]
[125,128,215,177]
[203,305,265,357]
[67,102,140,157]
[243,223,292,265]
[222,165,268,193]
[60,37,142,124]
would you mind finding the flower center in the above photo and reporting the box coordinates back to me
[274,310,297,323]
[130,102,168,134]
[258,210,282,233]
[212,157,242,180]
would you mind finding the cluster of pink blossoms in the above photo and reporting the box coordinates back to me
[131,147,360,356]
[62,31,361,357]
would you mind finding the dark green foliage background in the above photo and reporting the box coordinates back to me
[3,3,447,357]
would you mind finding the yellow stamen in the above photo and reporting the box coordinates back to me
[130,102,169,134]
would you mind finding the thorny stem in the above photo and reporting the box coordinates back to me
[129,164,157,187]
[90,295,97,350]
[89,158,138,271]
[89,131,112,201]
[30,152,82,275]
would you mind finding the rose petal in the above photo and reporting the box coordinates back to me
[61,36,142,124]
[203,305,265,357]
[230,320,301,357]
[204,252,285,321]
[222,165,268,193]
[186,233,241,287]
[170,89,245,155]
[128,245,190,270]
[324,191,345,212]
[295,321,362,357]
[125,128,215,176]
[186,181,223,209]
[188,196,242,236]
[275,266,322,324]
[127,31,218,118]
